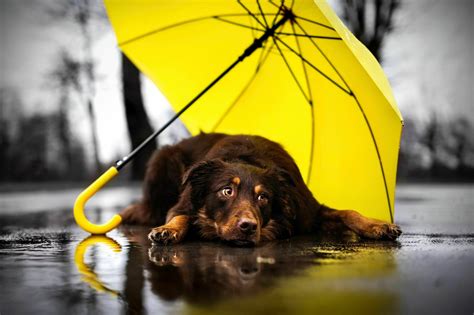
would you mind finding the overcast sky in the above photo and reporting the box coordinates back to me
[1,0,473,163]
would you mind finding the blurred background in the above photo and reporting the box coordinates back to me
[1,0,473,186]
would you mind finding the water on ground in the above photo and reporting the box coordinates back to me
[0,184,473,314]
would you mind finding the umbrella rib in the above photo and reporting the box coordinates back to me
[268,0,284,11]
[274,36,352,95]
[291,21,315,184]
[294,20,394,221]
[213,17,266,32]
[118,13,274,46]
[237,0,267,29]
[274,32,341,40]
[211,41,274,132]
[256,39,273,71]
[293,20,350,92]
[119,16,213,46]
[292,15,336,31]
[291,23,314,104]
[352,95,394,222]
[214,18,336,41]
[256,0,269,28]
[270,0,284,27]
[272,38,311,104]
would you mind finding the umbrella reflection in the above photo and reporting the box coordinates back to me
[74,235,122,298]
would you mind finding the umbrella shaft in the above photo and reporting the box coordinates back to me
[240,10,292,61]
[115,10,292,170]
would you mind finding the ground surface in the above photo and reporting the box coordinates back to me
[0,183,473,314]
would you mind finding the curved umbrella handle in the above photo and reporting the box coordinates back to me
[74,166,122,234]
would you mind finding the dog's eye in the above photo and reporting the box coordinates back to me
[221,187,233,197]
[257,194,268,202]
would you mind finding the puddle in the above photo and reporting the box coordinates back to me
[0,184,473,314]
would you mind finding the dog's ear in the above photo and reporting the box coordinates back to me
[183,159,227,206]
[265,166,296,188]
[182,159,226,186]
[275,167,296,188]
[265,167,297,220]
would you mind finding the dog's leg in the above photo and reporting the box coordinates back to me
[120,202,153,225]
[120,146,186,226]
[142,146,187,226]
[148,215,190,245]
[318,206,402,240]
[148,187,193,245]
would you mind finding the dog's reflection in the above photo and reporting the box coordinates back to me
[146,241,309,303]
[76,229,399,313]
[122,227,314,304]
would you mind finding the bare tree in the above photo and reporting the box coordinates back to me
[49,49,83,172]
[340,0,401,61]
[47,0,107,173]
[46,1,157,178]
[0,88,23,181]
[419,111,450,175]
[450,117,474,174]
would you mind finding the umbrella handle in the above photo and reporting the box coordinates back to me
[73,166,122,234]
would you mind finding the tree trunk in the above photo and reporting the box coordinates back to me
[58,93,73,172]
[341,0,400,62]
[121,53,157,180]
[87,99,101,174]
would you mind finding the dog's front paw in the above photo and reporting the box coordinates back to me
[364,222,402,240]
[148,226,184,245]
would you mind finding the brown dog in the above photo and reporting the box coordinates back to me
[121,133,401,246]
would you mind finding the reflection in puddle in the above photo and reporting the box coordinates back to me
[117,228,325,308]
[2,184,473,314]
[70,228,402,314]
[145,242,312,304]
[74,235,122,298]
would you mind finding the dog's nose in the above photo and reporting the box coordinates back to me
[237,218,257,235]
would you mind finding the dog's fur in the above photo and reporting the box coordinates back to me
[122,133,401,246]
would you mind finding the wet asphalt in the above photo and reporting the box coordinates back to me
[0,184,473,314]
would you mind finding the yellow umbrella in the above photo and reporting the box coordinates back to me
[73,0,403,234]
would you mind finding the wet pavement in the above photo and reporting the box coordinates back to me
[0,184,473,314]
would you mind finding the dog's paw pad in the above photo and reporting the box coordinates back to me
[369,223,402,240]
[148,226,181,245]
[386,224,402,239]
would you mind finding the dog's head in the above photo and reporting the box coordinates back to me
[183,159,294,246]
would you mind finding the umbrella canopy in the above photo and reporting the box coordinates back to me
[105,0,403,223]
